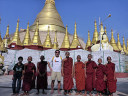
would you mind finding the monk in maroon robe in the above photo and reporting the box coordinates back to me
[106,56,117,96]
[85,54,97,96]
[96,58,106,96]
[62,52,74,95]
[36,55,48,94]
[22,56,36,96]
[74,55,86,95]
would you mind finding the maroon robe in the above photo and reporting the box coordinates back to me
[22,63,36,91]
[85,60,97,91]
[106,62,117,93]
[75,62,85,91]
[96,64,106,91]
[37,61,48,89]
[63,57,74,90]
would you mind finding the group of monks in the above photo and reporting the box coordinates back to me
[12,50,117,96]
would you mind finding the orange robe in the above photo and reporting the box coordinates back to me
[63,57,74,90]
[85,60,97,91]
[75,62,85,91]
[106,62,117,93]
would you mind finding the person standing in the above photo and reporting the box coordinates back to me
[105,56,117,96]
[74,55,86,95]
[62,52,74,95]
[12,56,24,96]
[48,50,62,94]
[85,54,97,96]
[95,58,106,96]
[22,56,36,96]
[36,55,52,94]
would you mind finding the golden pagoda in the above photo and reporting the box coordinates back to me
[99,22,104,40]
[127,39,128,51]
[3,24,10,46]
[31,20,42,46]
[30,0,65,33]
[117,33,122,51]
[43,26,52,48]
[85,30,92,50]
[110,29,119,51]
[52,31,58,49]
[123,37,128,55]
[104,26,109,42]
[0,33,2,44]
[92,20,98,44]
[22,22,31,46]
[61,25,70,49]
[70,22,82,49]
[9,19,22,45]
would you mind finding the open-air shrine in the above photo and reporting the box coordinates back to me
[0,0,128,73]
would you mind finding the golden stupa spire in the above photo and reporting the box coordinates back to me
[70,22,81,48]
[123,37,128,54]
[31,20,42,46]
[104,26,109,42]
[92,20,98,44]
[4,24,9,38]
[45,0,55,5]
[9,19,22,45]
[61,25,70,49]
[85,30,92,50]
[99,22,104,39]
[110,29,119,51]
[43,26,52,48]
[117,33,122,51]
[52,31,58,49]
[22,22,31,46]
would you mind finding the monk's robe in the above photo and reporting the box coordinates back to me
[96,64,106,92]
[86,60,97,91]
[75,62,85,91]
[22,63,36,91]
[106,62,117,93]
[63,57,74,90]
[37,61,48,89]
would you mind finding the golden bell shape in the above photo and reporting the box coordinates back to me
[110,29,119,51]
[43,26,52,48]
[117,33,122,51]
[52,31,58,49]
[70,22,81,49]
[92,20,98,44]
[61,25,70,49]
[31,20,42,46]
[9,19,22,45]
[22,22,31,46]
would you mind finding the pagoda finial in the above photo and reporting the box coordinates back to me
[22,22,31,46]
[104,26,109,42]
[117,33,122,51]
[85,30,92,50]
[43,26,52,48]
[4,24,9,38]
[45,0,55,5]
[123,37,128,54]
[61,25,70,49]
[70,22,81,49]
[52,31,58,49]
[9,18,22,45]
[92,20,98,44]
[31,20,42,46]
[110,29,119,51]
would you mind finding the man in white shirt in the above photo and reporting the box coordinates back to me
[48,50,62,94]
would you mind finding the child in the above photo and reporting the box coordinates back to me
[95,58,106,96]
[12,56,24,96]
[74,55,86,95]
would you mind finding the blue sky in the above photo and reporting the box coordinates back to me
[0,0,128,44]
